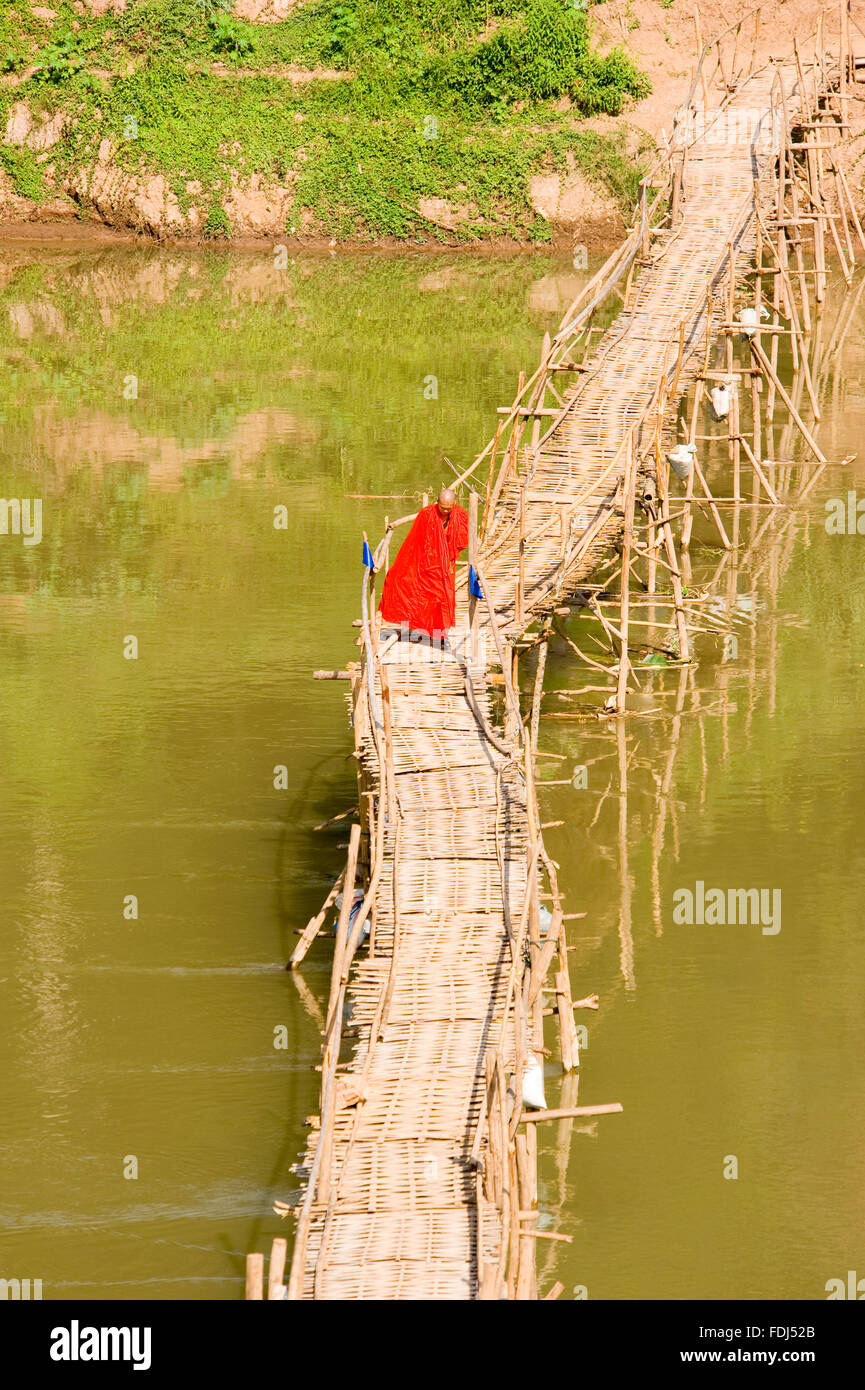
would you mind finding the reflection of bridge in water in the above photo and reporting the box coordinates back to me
[248,10,863,1300]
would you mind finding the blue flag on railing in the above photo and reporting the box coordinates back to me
[469,565,483,599]
[362,540,375,571]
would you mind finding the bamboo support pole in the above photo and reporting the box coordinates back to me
[316,823,362,1207]
[731,377,742,501]
[496,1052,511,1292]
[834,160,865,253]
[832,159,857,266]
[725,242,737,509]
[692,454,732,549]
[515,1131,536,1299]
[245,1253,264,1301]
[767,229,782,423]
[755,206,819,417]
[289,867,346,970]
[506,1147,520,1298]
[784,109,812,332]
[268,1238,287,1300]
[320,826,361,1098]
[751,374,763,500]
[656,462,691,660]
[615,439,638,714]
[750,339,826,462]
[752,210,763,480]
[738,433,781,504]
[680,380,701,551]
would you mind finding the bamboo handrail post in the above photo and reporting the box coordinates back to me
[729,18,741,86]
[671,318,685,399]
[468,490,479,637]
[473,558,522,736]
[484,1047,502,1208]
[480,418,505,539]
[639,181,650,262]
[694,9,710,112]
[517,480,527,627]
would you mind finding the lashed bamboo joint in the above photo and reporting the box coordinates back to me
[249,8,861,1302]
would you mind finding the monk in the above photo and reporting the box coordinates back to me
[379,487,469,637]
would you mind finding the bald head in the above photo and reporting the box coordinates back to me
[437,487,456,519]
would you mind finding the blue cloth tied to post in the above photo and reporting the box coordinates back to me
[468,565,483,600]
[362,539,375,571]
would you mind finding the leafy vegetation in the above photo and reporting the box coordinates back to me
[0,145,46,201]
[1,44,28,75]
[208,14,256,59]
[34,35,85,84]
[0,0,651,240]
[203,201,231,237]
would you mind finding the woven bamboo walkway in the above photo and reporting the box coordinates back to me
[280,32,844,1299]
[478,70,782,633]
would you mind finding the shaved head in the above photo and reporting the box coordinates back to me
[437,487,456,515]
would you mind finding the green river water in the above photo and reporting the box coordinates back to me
[0,243,863,1301]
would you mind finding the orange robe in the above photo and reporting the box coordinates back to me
[379,503,469,637]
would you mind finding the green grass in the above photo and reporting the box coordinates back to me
[0,0,651,240]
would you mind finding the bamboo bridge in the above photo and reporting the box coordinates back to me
[245,5,863,1301]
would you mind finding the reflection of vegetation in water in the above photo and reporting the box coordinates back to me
[0,1,649,239]
[0,246,606,463]
[0,246,608,814]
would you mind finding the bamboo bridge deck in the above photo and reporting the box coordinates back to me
[478,69,781,634]
[267,15,859,1303]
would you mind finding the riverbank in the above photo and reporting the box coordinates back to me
[0,213,625,252]
[0,0,650,247]
[3,2,864,245]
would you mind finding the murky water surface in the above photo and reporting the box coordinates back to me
[1,244,862,1299]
